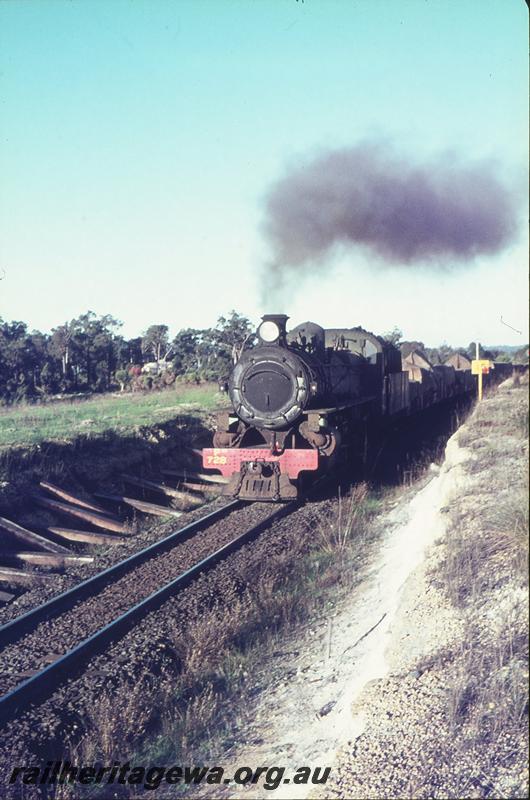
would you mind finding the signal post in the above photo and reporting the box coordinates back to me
[471,359,492,401]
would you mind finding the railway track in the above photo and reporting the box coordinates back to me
[0,498,297,727]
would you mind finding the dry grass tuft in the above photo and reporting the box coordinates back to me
[448,618,528,734]
[82,678,153,758]
[169,600,250,679]
[314,483,369,555]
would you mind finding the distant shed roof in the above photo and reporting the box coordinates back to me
[402,349,433,371]
[444,353,472,371]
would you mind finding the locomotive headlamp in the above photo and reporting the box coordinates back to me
[257,314,289,346]
[258,320,280,343]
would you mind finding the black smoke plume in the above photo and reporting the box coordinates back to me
[262,141,519,287]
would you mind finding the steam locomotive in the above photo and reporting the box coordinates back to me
[202,314,488,501]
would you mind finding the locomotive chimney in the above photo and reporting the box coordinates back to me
[257,314,289,345]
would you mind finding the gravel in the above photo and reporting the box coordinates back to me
[0,495,229,627]
[0,497,321,795]
[0,502,274,694]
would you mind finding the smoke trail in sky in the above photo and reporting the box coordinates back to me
[262,141,519,293]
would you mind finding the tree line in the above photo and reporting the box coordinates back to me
[0,310,253,404]
[0,312,526,406]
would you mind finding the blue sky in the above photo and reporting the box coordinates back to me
[0,0,527,346]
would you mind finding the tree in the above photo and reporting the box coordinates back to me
[514,345,529,364]
[383,327,403,346]
[170,313,253,382]
[48,313,123,392]
[0,308,256,403]
[39,362,60,395]
[203,311,254,378]
[172,329,203,375]
[81,312,122,390]
[466,342,489,360]
[0,319,39,403]
[425,344,455,365]
[142,325,174,373]
[123,337,143,365]
[49,323,75,380]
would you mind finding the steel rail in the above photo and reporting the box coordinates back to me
[0,500,295,727]
[0,499,240,649]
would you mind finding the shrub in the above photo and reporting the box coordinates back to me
[115,369,129,392]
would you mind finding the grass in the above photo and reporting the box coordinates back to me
[0,384,221,449]
[314,483,369,556]
[426,375,529,796]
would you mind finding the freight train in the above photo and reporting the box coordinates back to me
[202,314,511,501]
